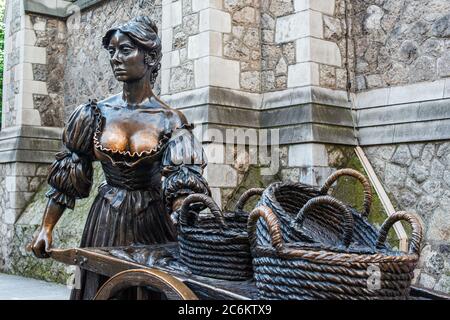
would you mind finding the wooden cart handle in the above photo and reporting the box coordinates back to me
[179,194,225,227]
[235,188,265,212]
[376,211,423,255]
[247,206,284,252]
[294,196,354,247]
[320,168,373,218]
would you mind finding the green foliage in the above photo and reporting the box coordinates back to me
[0,0,5,126]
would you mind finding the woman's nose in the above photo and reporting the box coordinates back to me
[111,51,121,64]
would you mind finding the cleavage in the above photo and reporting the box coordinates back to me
[100,109,164,155]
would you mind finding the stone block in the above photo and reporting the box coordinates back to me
[192,0,223,12]
[162,0,182,29]
[4,208,24,224]
[445,78,450,99]
[16,92,34,109]
[9,192,35,209]
[20,29,37,46]
[275,10,323,43]
[355,88,389,109]
[287,62,320,87]
[14,63,34,81]
[188,31,222,59]
[19,109,42,126]
[161,50,180,70]
[204,164,237,187]
[32,19,46,32]
[23,46,46,64]
[296,37,342,67]
[161,28,173,53]
[288,143,329,167]
[203,143,225,164]
[161,69,170,95]
[210,187,222,209]
[388,80,446,105]
[194,56,240,89]
[22,80,48,95]
[199,8,231,33]
[294,0,335,15]
[5,176,29,192]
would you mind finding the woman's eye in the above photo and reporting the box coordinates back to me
[122,48,133,55]
[109,49,115,57]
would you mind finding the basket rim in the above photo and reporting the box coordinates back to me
[252,243,419,265]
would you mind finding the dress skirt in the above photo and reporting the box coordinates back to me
[70,182,176,300]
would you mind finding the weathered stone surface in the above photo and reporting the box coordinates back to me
[366,141,450,293]
[419,273,437,289]
[233,7,257,25]
[391,145,412,167]
[409,161,430,183]
[354,0,450,90]
[432,13,450,37]
[240,71,260,91]
[409,56,437,83]
[269,0,294,17]
[437,52,450,77]
[169,62,194,92]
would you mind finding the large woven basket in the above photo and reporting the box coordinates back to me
[178,189,263,281]
[248,200,423,300]
[257,168,379,248]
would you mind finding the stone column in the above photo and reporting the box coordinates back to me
[0,0,67,269]
[263,0,356,186]
[160,0,265,208]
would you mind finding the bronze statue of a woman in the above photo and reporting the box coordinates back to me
[29,16,210,300]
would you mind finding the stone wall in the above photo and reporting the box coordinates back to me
[353,0,450,91]
[0,162,50,269]
[260,0,295,91]
[64,0,162,114]
[364,142,450,293]
[29,14,67,127]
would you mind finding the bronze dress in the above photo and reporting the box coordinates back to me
[45,97,210,300]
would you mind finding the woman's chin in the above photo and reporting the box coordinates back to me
[115,75,128,82]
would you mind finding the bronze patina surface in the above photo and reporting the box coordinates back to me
[29,16,211,300]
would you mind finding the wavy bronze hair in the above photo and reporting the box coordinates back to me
[102,16,162,85]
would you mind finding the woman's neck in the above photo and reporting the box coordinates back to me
[122,74,154,106]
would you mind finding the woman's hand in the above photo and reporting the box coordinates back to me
[29,228,53,259]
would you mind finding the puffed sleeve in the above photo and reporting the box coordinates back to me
[161,126,211,213]
[45,102,97,209]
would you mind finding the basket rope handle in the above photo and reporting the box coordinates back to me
[295,196,354,247]
[179,194,226,228]
[376,211,423,255]
[235,188,265,212]
[247,206,284,252]
[320,168,373,218]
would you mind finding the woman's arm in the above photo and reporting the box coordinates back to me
[28,103,97,258]
[28,199,66,258]
[161,127,211,224]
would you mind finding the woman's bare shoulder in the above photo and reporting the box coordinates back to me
[153,97,189,130]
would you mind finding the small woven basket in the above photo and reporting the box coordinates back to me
[178,189,263,281]
[257,168,379,248]
[248,201,423,300]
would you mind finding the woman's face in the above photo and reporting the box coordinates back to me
[107,31,148,82]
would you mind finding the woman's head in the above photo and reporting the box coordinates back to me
[102,16,162,85]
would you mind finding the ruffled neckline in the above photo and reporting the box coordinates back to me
[90,99,192,167]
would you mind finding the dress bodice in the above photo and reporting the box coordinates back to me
[46,97,209,211]
[92,98,178,168]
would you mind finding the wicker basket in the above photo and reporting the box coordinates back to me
[257,168,380,248]
[178,189,263,280]
[248,201,423,300]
